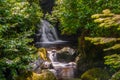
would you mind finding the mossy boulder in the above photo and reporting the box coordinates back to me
[110,70,120,80]
[81,68,110,80]
[37,48,50,61]
[57,52,73,62]
[16,70,57,80]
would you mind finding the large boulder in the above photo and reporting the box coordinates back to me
[16,70,57,80]
[57,47,76,62]
[57,47,75,55]
[81,68,110,80]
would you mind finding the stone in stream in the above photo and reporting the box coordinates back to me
[57,47,75,55]
[41,61,53,69]
[29,57,44,74]
[28,48,77,79]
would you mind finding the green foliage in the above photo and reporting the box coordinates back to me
[104,54,120,70]
[81,68,110,80]
[85,37,119,45]
[104,44,120,51]
[91,9,120,37]
[0,0,42,80]
[53,0,120,35]
[91,9,120,79]
[92,9,120,30]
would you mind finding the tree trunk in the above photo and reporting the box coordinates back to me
[75,31,86,62]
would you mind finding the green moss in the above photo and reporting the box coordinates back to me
[111,70,120,80]
[16,71,57,80]
[81,68,110,80]
[37,48,48,61]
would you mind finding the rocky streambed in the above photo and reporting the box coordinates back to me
[29,47,77,80]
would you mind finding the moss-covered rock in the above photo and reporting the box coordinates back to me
[16,70,57,80]
[57,52,73,62]
[37,48,48,61]
[110,70,120,80]
[81,68,110,80]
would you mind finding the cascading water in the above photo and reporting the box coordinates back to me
[35,20,67,47]
[34,19,76,80]
[47,49,76,80]
[47,49,57,62]
[40,20,59,42]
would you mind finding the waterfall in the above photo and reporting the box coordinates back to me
[39,20,59,42]
[34,19,76,79]
[35,19,67,47]
[41,21,49,42]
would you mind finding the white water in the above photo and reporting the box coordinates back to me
[35,20,68,47]
[41,23,49,42]
[40,20,59,42]
[47,50,57,62]
[35,20,76,79]
[47,49,76,79]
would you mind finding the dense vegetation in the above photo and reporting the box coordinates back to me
[53,0,120,56]
[0,0,120,80]
[91,9,120,80]
[52,0,120,79]
[0,0,42,80]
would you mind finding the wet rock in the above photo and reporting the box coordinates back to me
[29,57,43,74]
[57,47,75,55]
[56,47,75,62]
[41,61,53,69]
[57,53,73,62]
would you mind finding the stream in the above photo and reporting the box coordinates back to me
[47,48,76,80]
[34,20,77,80]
